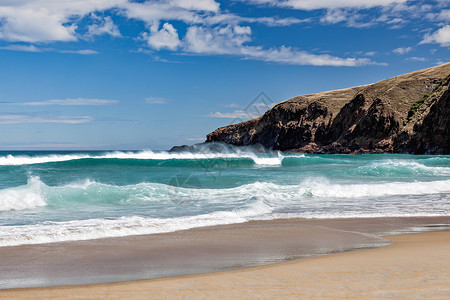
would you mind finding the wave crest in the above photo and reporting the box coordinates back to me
[0,176,449,245]
[0,176,46,211]
[0,150,287,166]
[1,176,450,212]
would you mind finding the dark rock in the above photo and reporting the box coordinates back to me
[169,145,192,152]
[397,89,450,154]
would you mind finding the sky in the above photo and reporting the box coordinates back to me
[0,0,448,150]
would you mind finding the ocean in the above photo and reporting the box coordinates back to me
[0,145,449,247]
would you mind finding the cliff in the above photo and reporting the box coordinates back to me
[206,63,450,154]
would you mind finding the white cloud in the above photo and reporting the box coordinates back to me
[183,25,379,66]
[320,9,349,24]
[144,23,181,50]
[0,7,77,42]
[86,16,121,38]
[245,16,308,27]
[406,56,426,61]
[0,114,93,124]
[438,9,450,21]
[0,45,98,55]
[15,98,118,106]
[249,1,435,30]
[0,0,305,44]
[242,46,378,66]
[0,0,385,66]
[0,44,42,52]
[386,17,404,24]
[189,12,308,27]
[425,9,450,22]
[145,97,168,104]
[184,25,252,54]
[319,7,409,29]
[122,1,217,28]
[420,25,450,47]
[168,0,220,12]
[243,0,406,10]
[0,0,125,42]
[59,49,99,55]
[392,46,412,55]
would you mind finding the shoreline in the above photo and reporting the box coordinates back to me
[0,216,449,292]
[1,229,450,298]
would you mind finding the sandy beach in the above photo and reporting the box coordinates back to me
[0,217,450,299]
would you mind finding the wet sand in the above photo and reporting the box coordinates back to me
[1,217,450,298]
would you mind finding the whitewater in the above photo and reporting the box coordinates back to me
[0,147,449,247]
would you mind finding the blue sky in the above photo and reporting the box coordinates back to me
[0,0,448,150]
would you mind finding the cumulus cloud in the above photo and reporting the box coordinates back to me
[0,0,123,42]
[86,16,121,38]
[0,9,76,42]
[420,25,450,47]
[184,25,252,54]
[0,0,217,43]
[392,46,412,55]
[0,0,383,66]
[122,0,225,28]
[0,0,305,44]
[144,23,181,50]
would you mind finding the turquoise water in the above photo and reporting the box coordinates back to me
[0,147,449,246]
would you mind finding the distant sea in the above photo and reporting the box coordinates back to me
[0,146,449,247]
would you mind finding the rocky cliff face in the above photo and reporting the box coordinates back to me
[206,63,450,154]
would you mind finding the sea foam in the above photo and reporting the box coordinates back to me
[0,176,46,211]
[0,150,288,166]
[1,176,450,212]
[0,200,272,247]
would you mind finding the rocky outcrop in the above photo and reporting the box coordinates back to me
[206,63,450,154]
[395,89,450,154]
